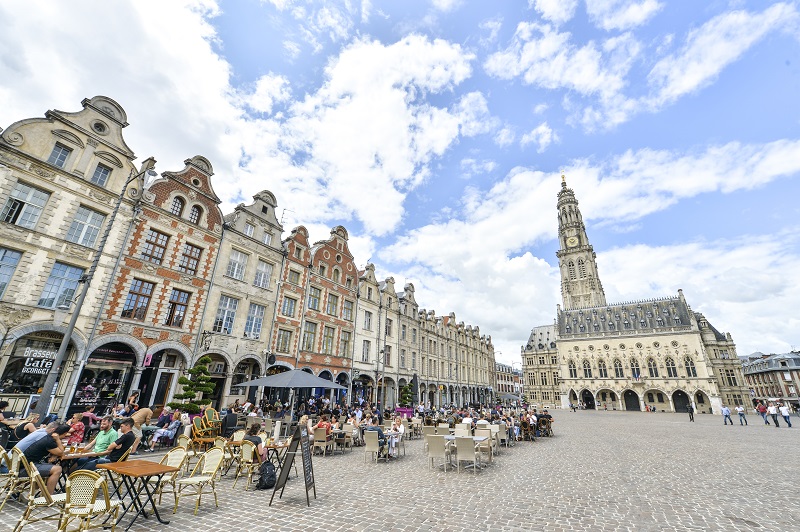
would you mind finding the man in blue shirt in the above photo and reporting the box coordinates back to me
[365,417,387,457]
[721,405,733,425]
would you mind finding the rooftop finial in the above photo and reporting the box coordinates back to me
[561,170,567,188]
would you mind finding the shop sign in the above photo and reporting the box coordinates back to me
[22,347,57,375]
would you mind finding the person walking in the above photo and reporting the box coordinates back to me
[721,405,733,426]
[687,404,694,422]
[756,401,769,425]
[779,403,792,428]
[735,405,748,426]
[767,402,780,427]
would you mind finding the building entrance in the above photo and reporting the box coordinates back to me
[624,390,640,411]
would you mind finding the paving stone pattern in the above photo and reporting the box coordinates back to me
[2,411,797,531]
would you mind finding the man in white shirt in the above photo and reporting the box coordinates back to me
[767,403,780,427]
[778,403,792,428]
[735,405,748,426]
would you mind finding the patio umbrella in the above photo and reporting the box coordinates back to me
[236,369,346,390]
[499,393,522,401]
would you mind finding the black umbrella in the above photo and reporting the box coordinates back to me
[237,369,345,390]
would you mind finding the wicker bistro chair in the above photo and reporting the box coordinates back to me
[174,447,224,515]
[425,435,452,472]
[58,470,121,532]
[312,428,333,456]
[453,437,481,475]
[363,430,387,463]
[231,440,260,490]
[175,435,200,473]
[474,428,495,464]
[11,454,67,532]
[0,448,32,512]
[212,437,236,475]
[203,409,222,436]
[231,430,246,443]
[148,447,187,507]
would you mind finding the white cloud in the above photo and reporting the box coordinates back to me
[283,40,301,58]
[520,121,558,152]
[239,73,291,114]
[647,3,798,107]
[454,91,498,136]
[585,0,663,31]
[479,16,503,46]
[494,127,515,147]
[432,0,462,12]
[533,103,548,114]
[531,0,578,25]
[460,158,497,178]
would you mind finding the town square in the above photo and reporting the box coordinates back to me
[1,2,800,531]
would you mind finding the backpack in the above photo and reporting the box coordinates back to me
[255,461,276,490]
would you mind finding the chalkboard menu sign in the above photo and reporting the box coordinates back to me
[270,425,316,506]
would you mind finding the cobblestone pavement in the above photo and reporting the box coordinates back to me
[2,411,798,531]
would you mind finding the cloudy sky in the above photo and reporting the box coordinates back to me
[2,1,799,363]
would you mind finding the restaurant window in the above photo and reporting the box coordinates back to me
[276,330,292,353]
[342,300,354,321]
[302,322,317,351]
[141,229,169,265]
[225,249,248,280]
[1,333,66,395]
[308,286,321,310]
[47,143,72,168]
[120,279,155,320]
[66,206,105,248]
[165,289,190,327]
[281,296,296,317]
[90,163,112,186]
[326,293,339,316]
[243,303,265,339]
[1,182,50,229]
[177,243,202,275]
[212,295,239,334]
[254,260,273,289]
[38,262,84,309]
[0,247,22,298]
[339,331,351,357]
[322,326,335,355]
[170,197,185,217]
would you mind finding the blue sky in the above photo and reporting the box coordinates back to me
[1,0,799,363]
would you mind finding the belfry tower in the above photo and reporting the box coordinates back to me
[556,174,606,310]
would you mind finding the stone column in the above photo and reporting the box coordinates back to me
[220,372,233,410]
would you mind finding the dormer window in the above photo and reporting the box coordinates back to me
[47,143,72,168]
[90,164,112,186]
[244,222,255,237]
[170,197,185,216]
[189,205,202,224]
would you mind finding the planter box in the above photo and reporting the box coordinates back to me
[395,407,414,418]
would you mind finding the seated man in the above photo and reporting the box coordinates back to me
[74,418,135,470]
[365,417,387,457]
[21,424,71,495]
[72,416,117,470]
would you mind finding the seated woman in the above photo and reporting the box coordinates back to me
[12,413,40,442]
[143,413,182,452]
[312,414,332,443]
[66,413,85,446]
[243,423,266,461]
[81,406,101,431]
[388,416,404,458]
[300,415,314,442]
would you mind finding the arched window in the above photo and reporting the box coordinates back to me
[665,357,677,378]
[582,360,592,378]
[568,361,577,379]
[578,259,586,278]
[613,359,624,378]
[684,357,697,377]
[630,358,641,379]
[332,268,340,283]
[598,360,608,378]
[647,358,659,378]
[568,261,576,280]
[189,205,202,224]
[170,196,185,216]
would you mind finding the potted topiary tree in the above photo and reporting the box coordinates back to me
[168,355,216,415]
[396,383,414,418]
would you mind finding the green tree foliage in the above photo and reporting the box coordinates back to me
[399,383,413,407]
[168,355,216,414]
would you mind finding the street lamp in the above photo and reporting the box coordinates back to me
[34,159,157,419]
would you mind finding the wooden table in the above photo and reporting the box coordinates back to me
[263,440,291,468]
[98,460,179,530]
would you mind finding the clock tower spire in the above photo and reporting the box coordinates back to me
[556,173,606,310]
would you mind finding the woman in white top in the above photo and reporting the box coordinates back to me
[388,416,404,457]
[778,404,793,427]
[300,415,315,442]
